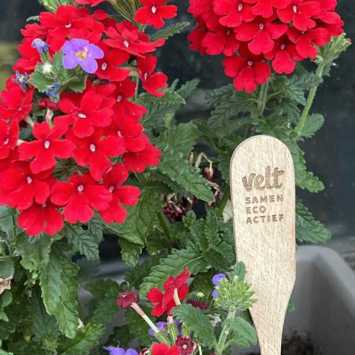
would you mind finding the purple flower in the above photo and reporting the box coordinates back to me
[148,321,168,336]
[211,289,219,299]
[104,347,138,355]
[212,273,226,286]
[62,39,104,74]
[32,38,49,54]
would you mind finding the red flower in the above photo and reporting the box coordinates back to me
[100,164,140,224]
[0,81,33,122]
[117,291,139,309]
[277,0,321,31]
[151,344,179,355]
[236,20,288,55]
[51,173,112,224]
[18,122,74,174]
[0,120,19,160]
[135,0,178,29]
[0,162,52,210]
[147,268,190,317]
[202,26,239,56]
[105,21,165,56]
[17,200,64,237]
[96,46,130,82]
[138,56,168,97]
[13,40,41,73]
[57,89,114,138]
[70,131,126,181]
[75,0,106,6]
[123,143,161,173]
[247,0,291,18]
[175,337,196,355]
[224,55,271,93]
[188,22,208,54]
[213,0,255,28]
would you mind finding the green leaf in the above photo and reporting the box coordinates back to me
[140,248,208,298]
[0,257,14,279]
[177,79,200,100]
[85,280,120,326]
[286,141,324,192]
[296,200,331,244]
[65,219,103,261]
[174,304,216,348]
[0,291,12,322]
[0,207,15,235]
[61,323,104,355]
[30,69,54,93]
[39,246,79,339]
[299,113,325,138]
[152,22,190,40]
[15,234,53,273]
[105,185,163,248]
[39,0,74,11]
[118,239,143,267]
[228,317,257,348]
[0,350,13,355]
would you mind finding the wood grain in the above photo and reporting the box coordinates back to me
[230,135,296,355]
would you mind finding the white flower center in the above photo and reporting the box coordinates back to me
[292,5,298,13]
[151,5,158,14]
[109,185,115,193]
[280,44,286,50]
[101,62,108,71]
[26,176,33,184]
[89,144,96,153]
[78,112,87,119]
[43,140,51,149]
[42,62,53,74]
[247,60,254,66]
[237,3,243,11]
[117,95,123,102]
[143,72,149,80]
[77,184,85,192]
[3,138,9,145]
[123,40,130,48]
[258,23,264,30]
[65,23,72,29]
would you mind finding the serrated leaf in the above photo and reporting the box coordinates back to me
[66,219,103,261]
[140,248,208,298]
[39,246,79,339]
[174,304,216,348]
[228,317,257,348]
[118,239,143,267]
[177,79,200,100]
[286,141,324,192]
[299,113,325,138]
[30,69,54,93]
[296,200,331,243]
[105,185,163,248]
[152,21,190,40]
[61,323,104,355]
[0,207,15,235]
[39,0,74,11]
[0,257,14,279]
[15,234,53,273]
[0,292,12,322]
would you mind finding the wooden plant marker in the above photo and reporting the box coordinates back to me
[230,135,296,355]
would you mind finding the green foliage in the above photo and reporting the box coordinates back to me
[152,22,190,40]
[39,0,74,11]
[296,200,331,244]
[298,113,325,139]
[0,292,12,322]
[174,304,217,348]
[39,246,80,339]
[227,317,257,348]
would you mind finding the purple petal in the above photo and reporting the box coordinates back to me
[88,44,104,59]
[63,53,79,70]
[125,349,139,355]
[212,289,219,299]
[212,273,226,286]
[104,347,126,355]
[80,58,98,74]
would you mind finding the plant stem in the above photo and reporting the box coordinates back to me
[216,309,236,355]
[256,81,269,118]
[294,60,326,137]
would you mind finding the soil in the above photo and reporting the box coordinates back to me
[247,333,322,355]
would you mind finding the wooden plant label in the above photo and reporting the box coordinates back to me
[230,135,296,355]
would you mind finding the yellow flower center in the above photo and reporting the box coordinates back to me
[75,47,89,60]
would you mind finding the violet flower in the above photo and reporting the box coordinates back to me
[211,273,226,299]
[104,347,138,355]
[148,321,167,336]
[32,38,49,54]
[62,39,104,74]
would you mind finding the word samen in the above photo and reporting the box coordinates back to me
[242,167,285,192]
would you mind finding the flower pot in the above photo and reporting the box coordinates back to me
[239,246,355,355]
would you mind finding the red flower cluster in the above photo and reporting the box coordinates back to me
[0,2,177,237]
[151,343,179,355]
[188,0,344,93]
[147,268,191,317]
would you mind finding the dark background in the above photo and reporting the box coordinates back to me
[0,0,354,239]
